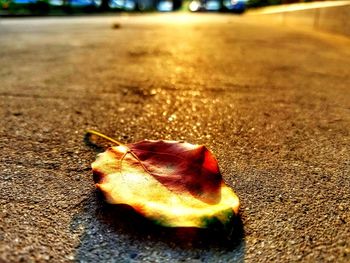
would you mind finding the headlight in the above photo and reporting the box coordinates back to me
[189,0,200,11]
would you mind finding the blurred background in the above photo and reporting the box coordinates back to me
[0,0,343,16]
[1,0,349,257]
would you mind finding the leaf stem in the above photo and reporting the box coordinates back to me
[86,129,152,175]
[86,129,126,147]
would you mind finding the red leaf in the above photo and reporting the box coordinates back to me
[127,140,222,204]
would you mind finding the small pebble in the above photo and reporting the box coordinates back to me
[112,23,121,29]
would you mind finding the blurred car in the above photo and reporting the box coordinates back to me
[205,0,220,10]
[189,0,219,11]
[156,0,172,11]
[67,0,102,8]
[10,0,36,4]
[0,0,180,11]
[108,0,153,10]
[189,0,245,12]
[222,0,245,12]
[107,0,178,11]
[156,0,181,11]
[48,0,63,5]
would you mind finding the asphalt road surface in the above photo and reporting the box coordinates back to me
[0,14,349,262]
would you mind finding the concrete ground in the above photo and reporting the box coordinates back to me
[0,14,349,262]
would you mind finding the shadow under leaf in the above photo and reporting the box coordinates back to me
[73,190,245,262]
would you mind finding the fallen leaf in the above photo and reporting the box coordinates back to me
[88,130,240,228]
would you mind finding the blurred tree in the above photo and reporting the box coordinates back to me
[247,0,308,7]
[247,0,280,7]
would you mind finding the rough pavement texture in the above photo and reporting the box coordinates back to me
[0,14,349,262]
